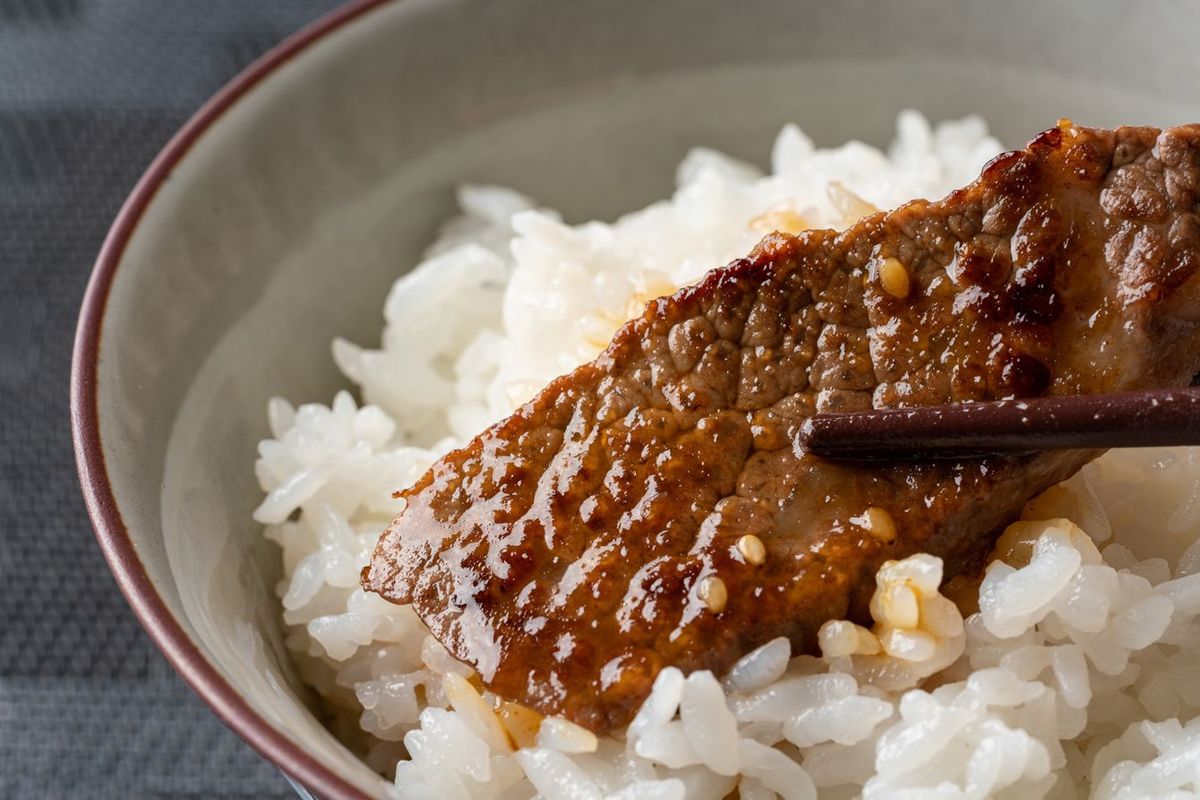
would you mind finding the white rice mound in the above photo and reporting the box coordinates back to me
[253,112,1200,800]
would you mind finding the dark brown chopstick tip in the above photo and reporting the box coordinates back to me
[799,387,1200,461]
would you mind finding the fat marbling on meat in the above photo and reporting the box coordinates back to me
[363,121,1200,733]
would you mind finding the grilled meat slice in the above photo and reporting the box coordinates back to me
[364,121,1200,733]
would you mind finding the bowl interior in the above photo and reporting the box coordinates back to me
[92,0,1200,795]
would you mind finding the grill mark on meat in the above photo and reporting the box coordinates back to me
[363,121,1200,734]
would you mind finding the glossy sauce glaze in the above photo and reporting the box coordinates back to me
[363,121,1200,734]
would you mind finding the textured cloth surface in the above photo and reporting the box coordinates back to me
[0,2,344,797]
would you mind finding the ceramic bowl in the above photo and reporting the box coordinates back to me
[71,0,1200,797]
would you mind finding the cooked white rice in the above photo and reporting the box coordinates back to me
[253,111,1200,800]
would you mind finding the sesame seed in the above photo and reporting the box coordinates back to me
[818,620,859,657]
[698,576,728,613]
[818,619,881,658]
[879,583,921,629]
[853,506,898,543]
[736,534,767,565]
[879,257,911,299]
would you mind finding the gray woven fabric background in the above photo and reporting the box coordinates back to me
[0,2,345,797]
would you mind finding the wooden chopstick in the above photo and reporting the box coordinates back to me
[798,387,1200,460]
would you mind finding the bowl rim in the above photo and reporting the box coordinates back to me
[69,2,392,798]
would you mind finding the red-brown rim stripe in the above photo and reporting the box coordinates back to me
[70,3,390,799]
